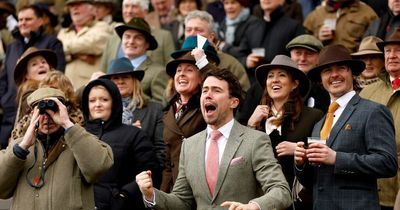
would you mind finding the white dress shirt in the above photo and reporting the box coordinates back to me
[205,119,234,164]
[331,90,356,126]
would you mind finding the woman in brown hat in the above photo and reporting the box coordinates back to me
[248,55,323,210]
[161,51,207,192]
[351,36,385,91]
[14,47,57,123]
[11,71,84,141]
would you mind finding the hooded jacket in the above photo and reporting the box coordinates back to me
[82,79,160,210]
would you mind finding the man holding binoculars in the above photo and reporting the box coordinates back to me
[0,88,114,210]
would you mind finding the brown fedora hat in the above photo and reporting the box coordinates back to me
[14,47,57,86]
[166,52,197,77]
[308,44,365,81]
[255,55,310,97]
[351,36,383,57]
[377,27,400,51]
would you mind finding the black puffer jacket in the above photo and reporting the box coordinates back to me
[82,79,160,210]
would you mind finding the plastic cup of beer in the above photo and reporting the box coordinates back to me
[307,137,326,146]
[252,48,265,58]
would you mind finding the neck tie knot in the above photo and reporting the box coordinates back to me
[328,101,339,113]
[392,78,400,90]
[320,102,340,140]
[210,130,222,142]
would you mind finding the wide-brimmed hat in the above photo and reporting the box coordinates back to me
[255,55,310,97]
[377,28,400,51]
[351,36,383,57]
[66,0,93,5]
[166,52,196,77]
[115,17,158,50]
[171,36,220,64]
[27,87,66,108]
[286,34,323,53]
[14,47,57,86]
[308,44,365,81]
[0,0,15,14]
[100,57,144,81]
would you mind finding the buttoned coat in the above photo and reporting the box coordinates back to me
[296,94,398,210]
[154,121,292,210]
[57,20,113,89]
[0,125,114,210]
[360,74,400,207]
[160,94,206,192]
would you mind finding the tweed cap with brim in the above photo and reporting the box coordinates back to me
[27,88,66,108]
[115,17,158,50]
[166,52,197,77]
[14,47,57,86]
[286,34,323,53]
[93,0,114,4]
[171,36,220,65]
[308,44,365,82]
[351,36,383,57]
[255,55,310,97]
[377,28,400,51]
[100,57,145,81]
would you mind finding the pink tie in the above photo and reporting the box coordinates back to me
[206,130,222,196]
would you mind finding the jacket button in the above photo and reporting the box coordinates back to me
[318,187,324,191]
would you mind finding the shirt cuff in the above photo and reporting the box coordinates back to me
[196,54,209,69]
[143,193,156,207]
[249,200,261,210]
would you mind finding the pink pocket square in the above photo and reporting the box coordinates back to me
[230,156,245,166]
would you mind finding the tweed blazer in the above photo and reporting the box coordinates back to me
[296,94,397,210]
[154,121,292,210]
[360,74,400,207]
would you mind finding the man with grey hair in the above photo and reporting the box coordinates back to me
[58,0,112,89]
[181,10,250,92]
[100,0,175,69]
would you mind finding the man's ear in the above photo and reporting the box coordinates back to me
[230,97,239,109]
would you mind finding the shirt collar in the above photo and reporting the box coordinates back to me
[207,118,234,140]
[129,54,147,70]
[333,90,355,108]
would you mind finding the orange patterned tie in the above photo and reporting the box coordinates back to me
[320,102,339,140]
[206,130,222,196]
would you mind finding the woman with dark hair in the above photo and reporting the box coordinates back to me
[82,78,160,210]
[160,51,207,192]
[248,55,323,209]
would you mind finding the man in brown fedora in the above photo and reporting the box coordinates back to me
[294,44,397,210]
[360,28,400,210]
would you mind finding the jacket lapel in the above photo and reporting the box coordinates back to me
[327,95,360,147]
[212,121,244,201]
[195,130,212,200]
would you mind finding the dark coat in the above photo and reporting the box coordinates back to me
[236,6,304,66]
[264,107,323,186]
[296,95,397,210]
[160,93,206,192]
[0,27,65,148]
[218,14,261,56]
[82,79,160,210]
[364,10,400,40]
[131,101,166,169]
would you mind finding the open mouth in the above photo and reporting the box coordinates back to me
[272,85,281,91]
[204,103,216,114]
[38,70,47,75]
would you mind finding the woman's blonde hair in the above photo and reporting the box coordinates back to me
[38,71,79,110]
[128,76,147,109]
